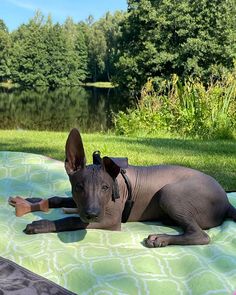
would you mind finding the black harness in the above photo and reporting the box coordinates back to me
[120,168,134,223]
[93,151,134,223]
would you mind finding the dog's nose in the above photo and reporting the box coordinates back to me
[84,209,100,221]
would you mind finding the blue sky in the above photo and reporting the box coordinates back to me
[1,0,128,31]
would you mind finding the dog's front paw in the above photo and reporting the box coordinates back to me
[23,220,56,234]
[144,234,170,248]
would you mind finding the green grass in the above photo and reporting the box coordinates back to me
[82,82,116,88]
[0,130,235,191]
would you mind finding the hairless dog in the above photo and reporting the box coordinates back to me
[9,128,236,247]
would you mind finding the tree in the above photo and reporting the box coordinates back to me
[63,18,88,84]
[99,11,126,81]
[0,19,11,82]
[10,11,49,87]
[81,11,125,82]
[10,11,88,87]
[115,0,236,94]
[81,16,107,82]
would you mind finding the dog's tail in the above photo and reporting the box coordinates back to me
[226,204,236,222]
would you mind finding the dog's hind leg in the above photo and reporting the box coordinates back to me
[144,184,210,247]
[144,220,210,247]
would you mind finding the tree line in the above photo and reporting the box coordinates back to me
[0,0,235,92]
[0,10,125,88]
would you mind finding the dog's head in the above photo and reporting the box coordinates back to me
[64,128,128,223]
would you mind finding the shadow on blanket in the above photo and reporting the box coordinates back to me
[30,211,88,243]
[57,229,87,243]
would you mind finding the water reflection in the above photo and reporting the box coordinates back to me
[0,86,127,132]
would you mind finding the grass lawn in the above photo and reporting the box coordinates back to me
[0,129,235,191]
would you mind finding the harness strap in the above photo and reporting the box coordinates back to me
[120,169,134,223]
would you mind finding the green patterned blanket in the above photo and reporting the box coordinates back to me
[0,151,236,295]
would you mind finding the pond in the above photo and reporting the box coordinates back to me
[0,86,128,132]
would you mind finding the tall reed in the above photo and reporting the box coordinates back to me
[114,72,236,139]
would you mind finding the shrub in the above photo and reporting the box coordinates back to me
[114,72,236,139]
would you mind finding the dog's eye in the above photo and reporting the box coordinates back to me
[102,184,109,191]
[75,183,84,192]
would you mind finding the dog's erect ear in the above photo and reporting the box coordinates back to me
[65,128,86,174]
[102,157,128,179]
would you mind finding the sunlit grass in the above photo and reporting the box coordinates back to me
[0,129,235,190]
[82,82,116,88]
[0,81,19,89]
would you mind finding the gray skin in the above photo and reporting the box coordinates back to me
[20,128,236,247]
